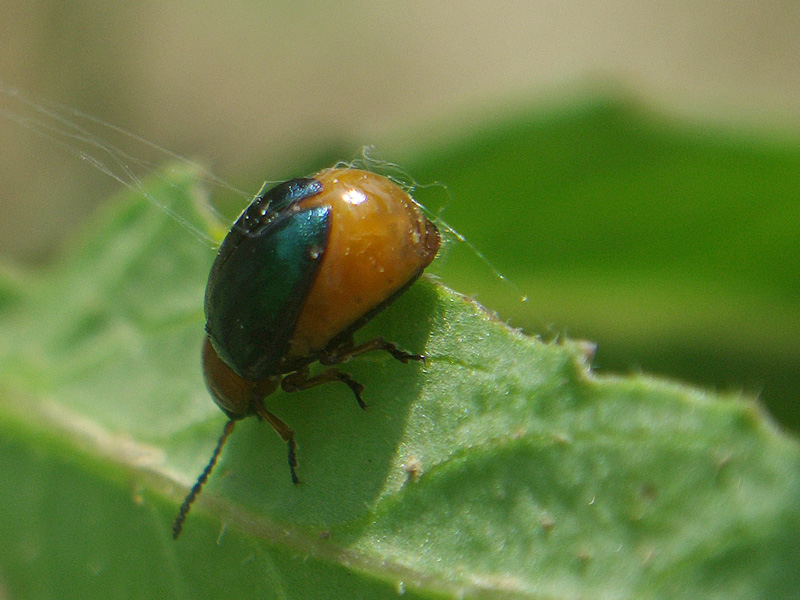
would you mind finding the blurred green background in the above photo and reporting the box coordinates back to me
[1,1,799,431]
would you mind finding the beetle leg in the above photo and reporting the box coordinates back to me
[282,366,366,409]
[322,337,425,365]
[254,405,299,484]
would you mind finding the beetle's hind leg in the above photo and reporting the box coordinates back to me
[322,337,426,366]
[280,338,424,411]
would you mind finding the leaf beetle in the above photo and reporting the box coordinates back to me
[172,168,440,538]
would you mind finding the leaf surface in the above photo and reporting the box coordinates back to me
[1,120,799,600]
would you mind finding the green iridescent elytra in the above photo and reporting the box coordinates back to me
[204,177,328,381]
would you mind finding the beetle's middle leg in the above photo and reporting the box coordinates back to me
[281,365,366,409]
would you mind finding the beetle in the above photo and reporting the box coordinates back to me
[172,168,440,538]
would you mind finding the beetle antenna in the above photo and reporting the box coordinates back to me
[172,419,237,539]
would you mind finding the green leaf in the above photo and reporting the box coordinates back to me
[399,97,800,432]
[1,113,799,599]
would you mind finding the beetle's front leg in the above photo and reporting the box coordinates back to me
[254,405,299,484]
